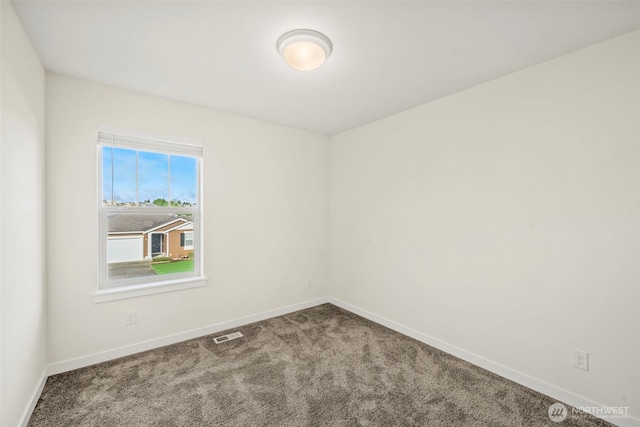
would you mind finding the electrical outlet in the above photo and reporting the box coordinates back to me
[307,278,313,288]
[572,349,589,371]
[125,310,137,326]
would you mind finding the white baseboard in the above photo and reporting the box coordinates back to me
[19,367,48,427]
[328,297,639,427]
[48,296,329,376]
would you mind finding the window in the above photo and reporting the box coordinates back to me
[96,127,205,302]
[181,231,194,250]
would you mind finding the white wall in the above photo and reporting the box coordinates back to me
[46,74,329,365]
[0,1,48,426]
[329,30,639,418]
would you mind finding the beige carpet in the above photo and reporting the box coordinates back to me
[29,304,610,426]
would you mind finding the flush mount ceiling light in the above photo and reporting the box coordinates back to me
[277,29,332,71]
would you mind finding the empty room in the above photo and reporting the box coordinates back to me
[1,1,639,426]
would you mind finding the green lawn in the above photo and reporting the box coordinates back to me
[151,259,193,275]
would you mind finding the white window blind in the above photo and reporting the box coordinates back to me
[97,129,202,157]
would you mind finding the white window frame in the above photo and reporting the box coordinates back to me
[95,126,206,303]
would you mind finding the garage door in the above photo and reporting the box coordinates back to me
[107,236,143,263]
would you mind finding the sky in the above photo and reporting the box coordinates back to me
[102,147,197,205]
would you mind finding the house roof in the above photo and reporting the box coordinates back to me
[108,214,190,234]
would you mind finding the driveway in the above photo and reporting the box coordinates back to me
[108,260,157,279]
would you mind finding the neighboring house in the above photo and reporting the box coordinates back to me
[107,214,194,263]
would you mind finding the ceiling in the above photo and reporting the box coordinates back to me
[12,1,640,135]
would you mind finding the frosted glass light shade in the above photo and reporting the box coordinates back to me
[277,29,332,71]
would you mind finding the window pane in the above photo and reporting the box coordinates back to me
[102,147,113,205]
[107,212,195,282]
[112,148,137,205]
[138,151,169,206]
[184,231,194,246]
[98,130,202,293]
[170,155,197,207]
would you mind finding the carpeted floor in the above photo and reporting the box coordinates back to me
[29,304,610,426]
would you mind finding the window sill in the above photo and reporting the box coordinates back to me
[93,276,207,303]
